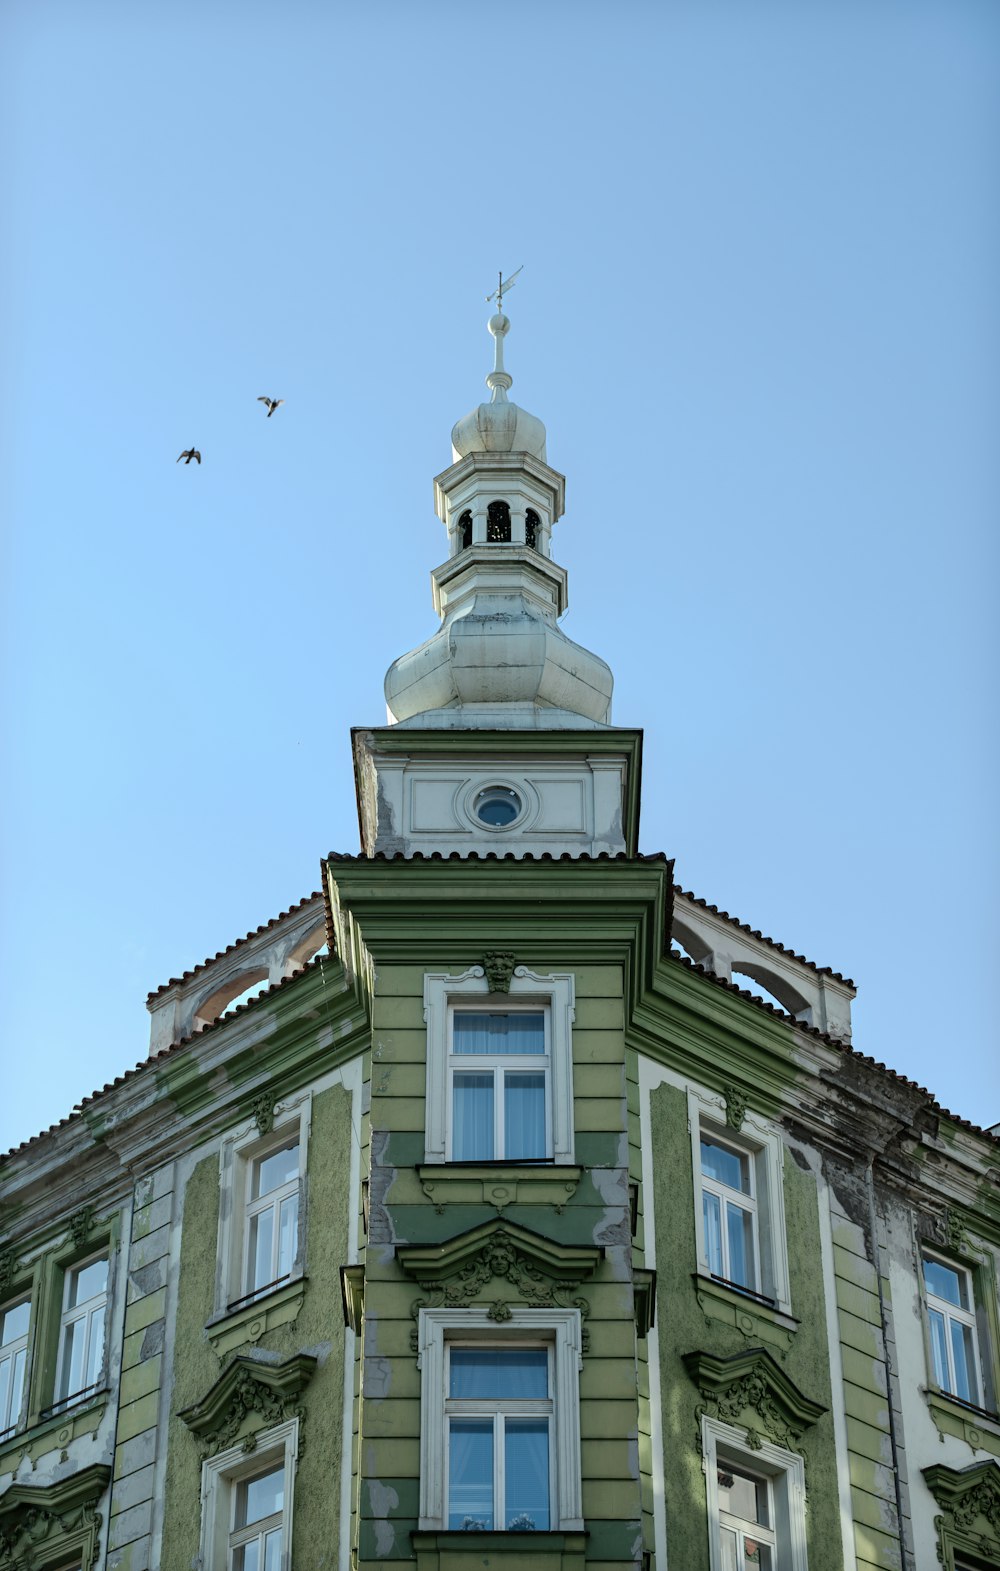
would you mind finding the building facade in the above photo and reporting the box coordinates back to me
[1,311,999,1571]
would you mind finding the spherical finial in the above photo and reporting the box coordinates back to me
[489,312,510,339]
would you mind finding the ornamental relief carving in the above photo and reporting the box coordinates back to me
[683,1347,826,1460]
[724,1085,748,1132]
[178,1353,317,1462]
[0,1251,19,1295]
[0,1503,104,1568]
[198,1369,307,1460]
[406,1232,592,1352]
[482,952,517,994]
[698,1369,800,1453]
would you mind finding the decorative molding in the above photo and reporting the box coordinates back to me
[341,1264,365,1334]
[69,1206,96,1250]
[250,1088,278,1137]
[724,1085,747,1132]
[925,1390,1000,1459]
[415,1164,582,1216]
[482,951,517,994]
[206,1277,308,1360]
[633,1269,656,1338]
[398,1220,601,1352]
[178,1353,317,1460]
[0,1251,19,1295]
[683,1346,826,1453]
[0,1462,110,1570]
[923,1459,1000,1566]
[945,1209,971,1256]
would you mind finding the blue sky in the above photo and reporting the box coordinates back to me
[2,0,997,1154]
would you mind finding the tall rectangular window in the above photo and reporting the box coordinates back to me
[717,1461,776,1570]
[0,1297,30,1440]
[53,1255,107,1411]
[241,1139,300,1305]
[448,1011,549,1162]
[229,1461,284,1570]
[700,1134,759,1295]
[922,1254,982,1406]
[445,1344,553,1531]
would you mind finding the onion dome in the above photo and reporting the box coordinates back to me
[450,313,547,463]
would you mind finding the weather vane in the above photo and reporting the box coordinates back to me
[486,266,523,313]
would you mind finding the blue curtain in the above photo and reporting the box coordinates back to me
[504,1074,546,1160]
[454,1014,544,1055]
[453,1074,493,1159]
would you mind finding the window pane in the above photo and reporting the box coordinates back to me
[248,1209,275,1291]
[278,1194,298,1278]
[0,1360,9,1431]
[1,1302,29,1345]
[68,1258,107,1309]
[453,1074,494,1160]
[84,1304,105,1386]
[233,1543,259,1571]
[718,1465,767,1525]
[454,1013,545,1055]
[263,1527,283,1571]
[751,1543,773,1571]
[450,1348,548,1400]
[950,1318,978,1404]
[504,1074,546,1160]
[719,1526,740,1571]
[505,1417,550,1529]
[703,1190,723,1277]
[928,1307,950,1390]
[923,1258,967,1309]
[701,1137,750,1193]
[237,1465,284,1527]
[254,1142,299,1199]
[60,1317,85,1399]
[449,1418,494,1530]
[10,1349,25,1426]
[726,1201,756,1290]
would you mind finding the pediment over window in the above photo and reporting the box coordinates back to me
[397,1220,602,1338]
[178,1351,317,1458]
[923,1459,1000,1562]
[0,1462,110,1569]
[683,1346,826,1452]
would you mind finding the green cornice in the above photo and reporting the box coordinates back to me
[683,1345,827,1451]
[178,1352,317,1458]
[0,1462,110,1569]
[351,726,644,857]
[397,1218,603,1287]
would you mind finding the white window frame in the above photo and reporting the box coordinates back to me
[921,1250,984,1406]
[444,1339,555,1531]
[700,1129,761,1295]
[702,1416,808,1571]
[447,1004,551,1162]
[0,1294,31,1439]
[200,1417,298,1571]
[215,1093,312,1318]
[417,1306,583,1532]
[52,1251,109,1411]
[424,968,575,1166]
[688,1089,791,1316]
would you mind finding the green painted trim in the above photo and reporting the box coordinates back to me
[0,1391,106,1476]
[178,1352,317,1456]
[415,1165,582,1214]
[926,1390,1000,1458]
[682,1345,827,1448]
[410,1528,589,1571]
[205,1275,308,1358]
[397,1218,602,1286]
[0,1460,110,1568]
[922,1458,1000,1568]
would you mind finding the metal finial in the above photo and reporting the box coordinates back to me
[486,265,523,312]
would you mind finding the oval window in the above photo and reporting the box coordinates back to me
[474,786,522,828]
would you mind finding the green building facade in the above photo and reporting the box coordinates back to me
[2,312,999,1571]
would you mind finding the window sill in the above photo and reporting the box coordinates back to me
[692,1273,798,1353]
[412,1529,588,1571]
[925,1387,1000,1457]
[0,1389,108,1476]
[206,1275,308,1357]
[416,1164,582,1215]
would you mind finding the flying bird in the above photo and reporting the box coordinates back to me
[257,397,284,417]
[176,448,201,465]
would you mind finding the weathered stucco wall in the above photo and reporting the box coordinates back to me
[649,1079,842,1571]
[160,1082,352,1571]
